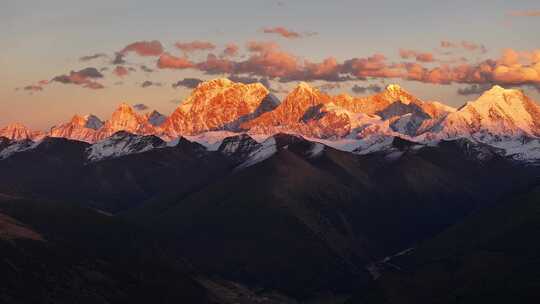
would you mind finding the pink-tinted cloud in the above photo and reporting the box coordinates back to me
[342,54,403,79]
[175,41,216,53]
[157,53,194,69]
[120,40,164,56]
[246,41,280,53]
[399,49,436,62]
[222,43,239,57]
[197,54,235,74]
[51,67,105,89]
[113,66,129,77]
[262,27,301,39]
[238,41,299,78]
[440,41,457,48]
[23,85,43,92]
[507,10,540,17]
[54,41,539,91]
[83,82,105,90]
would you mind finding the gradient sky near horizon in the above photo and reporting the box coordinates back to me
[1,0,540,130]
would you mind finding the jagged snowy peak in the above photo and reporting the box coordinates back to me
[426,86,540,140]
[162,78,273,137]
[243,83,454,141]
[87,131,166,162]
[94,103,156,141]
[0,123,34,141]
[145,110,167,127]
[243,82,332,134]
[49,114,103,143]
[3,80,540,162]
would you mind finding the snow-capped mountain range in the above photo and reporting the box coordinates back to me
[1,78,540,162]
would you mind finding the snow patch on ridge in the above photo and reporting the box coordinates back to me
[236,137,277,170]
[307,143,325,158]
[0,140,39,160]
[183,131,238,151]
[87,132,166,162]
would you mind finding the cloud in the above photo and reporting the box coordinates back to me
[140,65,154,73]
[113,66,129,77]
[507,10,540,17]
[175,41,216,53]
[342,53,402,79]
[461,41,486,53]
[351,84,382,94]
[57,41,539,91]
[112,52,126,65]
[133,103,149,111]
[440,41,457,48]
[120,40,164,56]
[222,43,239,57]
[141,81,162,88]
[316,83,341,92]
[228,75,272,89]
[51,67,105,89]
[440,40,487,53]
[262,26,301,39]
[197,54,236,74]
[21,79,49,92]
[246,41,279,53]
[157,53,194,69]
[23,85,43,92]
[84,82,105,90]
[457,84,492,95]
[79,53,108,62]
[238,41,299,78]
[172,78,203,89]
[399,49,436,62]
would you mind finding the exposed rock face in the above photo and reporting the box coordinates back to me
[50,114,104,143]
[243,82,332,135]
[95,103,156,141]
[0,123,35,141]
[162,78,277,137]
[243,83,450,139]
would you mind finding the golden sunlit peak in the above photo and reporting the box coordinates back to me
[116,102,133,110]
[295,82,316,92]
[385,84,402,92]
[203,78,233,87]
[485,85,509,94]
[481,85,521,98]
